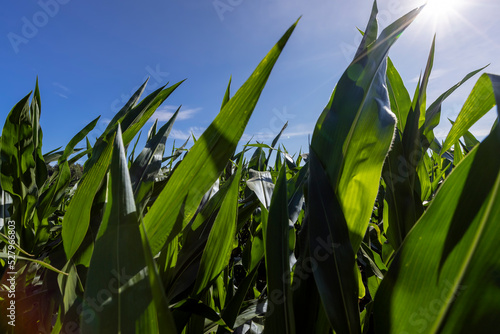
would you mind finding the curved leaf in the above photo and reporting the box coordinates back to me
[441,73,498,154]
[311,5,422,252]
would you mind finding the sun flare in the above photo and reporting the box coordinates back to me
[420,0,469,33]
[425,0,465,18]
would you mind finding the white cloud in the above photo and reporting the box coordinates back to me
[169,126,206,140]
[241,129,311,143]
[150,105,201,122]
[409,68,450,83]
[53,82,70,92]
[100,118,111,126]
[167,125,310,146]
[53,82,71,99]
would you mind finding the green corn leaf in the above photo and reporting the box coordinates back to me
[42,146,62,163]
[103,79,149,136]
[422,66,487,148]
[0,92,38,246]
[382,132,423,250]
[417,35,435,127]
[41,147,66,164]
[38,117,100,221]
[84,81,182,174]
[82,124,175,333]
[400,36,435,195]
[139,216,177,334]
[307,148,360,334]
[360,243,386,279]
[30,78,47,189]
[311,5,422,252]
[417,153,432,202]
[241,226,264,273]
[57,261,79,316]
[245,143,273,150]
[453,140,464,165]
[171,298,230,333]
[291,224,331,334]
[147,119,158,142]
[386,57,411,132]
[37,163,71,221]
[122,82,183,146]
[68,148,90,166]
[63,81,180,263]
[164,176,235,302]
[130,107,179,212]
[221,76,232,110]
[62,132,114,260]
[448,118,480,151]
[217,265,260,333]
[287,162,308,224]
[41,147,84,167]
[192,161,241,296]
[70,169,109,269]
[248,147,267,171]
[263,121,288,167]
[264,165,296,334]
[128,130,142,164]
[354,1,378,62]
[0,93,35,206]
[271,121,288,149]
[441,73,498,154]
[143,19,299,256]
[374,77,500,333]
[86,136,92,159]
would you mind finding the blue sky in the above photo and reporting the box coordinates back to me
[1,0,499,160]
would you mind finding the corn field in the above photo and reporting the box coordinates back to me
[1,2,499,333]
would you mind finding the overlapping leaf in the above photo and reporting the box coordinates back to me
[442,73,499,154]
[311,3,423,252]
[374,74,500,333]
[192,161,241,296]
[307,149,360,334]
[264,165,295,334]
[143,20,299,255]
[82,125,176,333]
[0,92,38,248]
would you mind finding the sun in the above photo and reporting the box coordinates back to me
[420,0,469,32]
[424,0,465,19]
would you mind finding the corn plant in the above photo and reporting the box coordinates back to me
[1,1,499,333]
